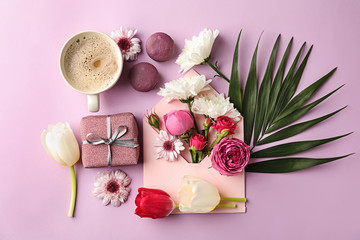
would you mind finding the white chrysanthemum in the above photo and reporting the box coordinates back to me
[154,130,185,162]
[157,74,212,102]
[111,26,141,61]
[192,93,241,122]
[176,29,219,73]
[93,169,131,207]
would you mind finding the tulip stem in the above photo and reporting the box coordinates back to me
[68,165,77,218]
[204,58,230,83]
[174,204,236,210]
[220,197,247,202]
[216,204,237,209]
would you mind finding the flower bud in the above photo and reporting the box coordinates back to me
[203,117,212,129]
[146,111,160,130]
[219,128,229,138]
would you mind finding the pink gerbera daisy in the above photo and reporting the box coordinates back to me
[111,26,141,61]
[93,169,131,207]
[154,130,185,161]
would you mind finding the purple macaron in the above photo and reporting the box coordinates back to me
[146,32,175,62]
[129,62,158,92]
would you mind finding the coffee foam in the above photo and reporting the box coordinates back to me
[64,33,119,93]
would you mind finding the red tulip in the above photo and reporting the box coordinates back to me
[135,188,175,219]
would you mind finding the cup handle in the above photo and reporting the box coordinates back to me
[87,94,99,112]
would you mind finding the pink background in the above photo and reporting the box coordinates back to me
[1,0,359,239]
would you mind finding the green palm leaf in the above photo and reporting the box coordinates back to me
[268,42,306,124]
[224,33,352,173]
[242,37,260,145]
[245,154,354,173]
[257,106,346,145]
[274,67,337,122]
[266,85,344,134]
[253,34,280,146]
[251,132,352,158]
[229,31,242,113]
[263,37,293,133]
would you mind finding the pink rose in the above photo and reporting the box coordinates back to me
[211,137,250,176]
[212,116,236,134]
[190,133,207,150]
[163,110,193,136]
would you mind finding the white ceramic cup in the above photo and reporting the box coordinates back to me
[59,31,123,112]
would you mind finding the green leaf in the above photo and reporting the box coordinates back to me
[263,37,293,133]
[245,154,354,173]
[229,31,242,113]
[275,67,337,121]
[266,85,344,133]
[251,132,352,158]
[257,106,346,145]
[272,45,314,123]
[243,36,260,145]
[253,34,280,146]
[269,42,306,123]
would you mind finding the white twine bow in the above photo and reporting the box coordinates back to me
[83,115,139,166]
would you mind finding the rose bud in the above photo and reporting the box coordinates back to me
[135,188,175,219]
[211,137,250,176]
[219,129,229,138]
[203,117,212,129]
[146,111,161,131]
[212,116,236,134]
[190,133,207,151]
[163,110,194,136]
[178,175,220,213]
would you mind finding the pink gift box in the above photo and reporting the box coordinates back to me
[80,113,139,168]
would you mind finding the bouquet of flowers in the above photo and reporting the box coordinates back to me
[146,74,250,175]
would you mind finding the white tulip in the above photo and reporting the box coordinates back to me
[178,175,220,213]
[41,122,80,217]
[41,122,80,166]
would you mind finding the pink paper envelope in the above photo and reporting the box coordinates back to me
[143,69,246,214]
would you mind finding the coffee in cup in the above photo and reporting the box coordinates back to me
[60,31,123,112]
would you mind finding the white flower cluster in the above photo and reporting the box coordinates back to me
[192,93,241,122]
[176,29,219,73]
[157,74,212,102]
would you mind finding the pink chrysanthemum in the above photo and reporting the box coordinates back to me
[154,130,185,162]
[111,26,141,61]
[93,169,131,207]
